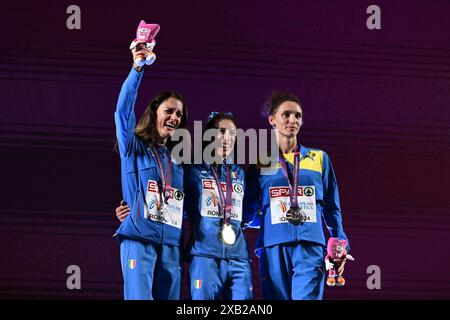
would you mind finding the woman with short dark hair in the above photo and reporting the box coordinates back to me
[184,112,254,300]
[244,91,350,300]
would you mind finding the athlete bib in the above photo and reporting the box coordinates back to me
[144,180,184,229]
[269,185,317,224]
[200,179,243,221]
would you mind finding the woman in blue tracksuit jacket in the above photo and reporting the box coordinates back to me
[114,43,188,300]
[244,91,350,300]
[184,112,254,300]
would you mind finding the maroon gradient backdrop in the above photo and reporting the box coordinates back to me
[0,0,449,299]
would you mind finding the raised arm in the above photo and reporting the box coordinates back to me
[114,44,152,156]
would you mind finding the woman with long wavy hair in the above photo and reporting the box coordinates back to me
[114,41,188,300]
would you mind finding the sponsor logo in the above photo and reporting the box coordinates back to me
[206,193,218,207]
[202,179,231,192]
[278,200,288,213]
[233,184,243,194]
[174,190,184,201]
[304,187,314,197]
[148,198,159,210]
[148,181,158,192]
[203,179,215,190]
[148,180,182,200]
[270,186,305,198]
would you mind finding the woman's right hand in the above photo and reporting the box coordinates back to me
[116,200,130,222]
[131,42,150,70]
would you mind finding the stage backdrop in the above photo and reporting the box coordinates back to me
[0,0,449,299]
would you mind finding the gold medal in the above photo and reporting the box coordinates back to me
[221,224,236,245]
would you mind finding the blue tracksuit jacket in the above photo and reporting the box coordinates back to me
[184,163,253,259]
[244,145,349,252]
[114,68,185,246]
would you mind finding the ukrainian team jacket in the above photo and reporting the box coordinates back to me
[184,163,253,259]
[114,68,184,246]
[244,145,349,252]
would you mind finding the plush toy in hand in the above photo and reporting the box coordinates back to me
[129,20,160,67]
[325,237,354,287]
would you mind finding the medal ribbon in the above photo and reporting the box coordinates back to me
[279,146,300,208]
[211,164,233,226]
[151,147,172,205]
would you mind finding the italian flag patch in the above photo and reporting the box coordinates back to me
[194,279,202,289]
[128,259,136,269]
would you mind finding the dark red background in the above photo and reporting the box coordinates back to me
[0,0,449,299]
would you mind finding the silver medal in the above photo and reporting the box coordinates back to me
[160,202,170,222]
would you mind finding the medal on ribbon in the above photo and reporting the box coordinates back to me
[152,146,172,222]
[222,224,236,245]
[211,164,236,245]
[279,147,307,225]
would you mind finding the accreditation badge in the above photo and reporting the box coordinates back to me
[269,186,317,225]
[144,180,184,229]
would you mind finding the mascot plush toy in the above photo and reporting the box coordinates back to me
[325,237,354,287]
[129,20,160,67]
